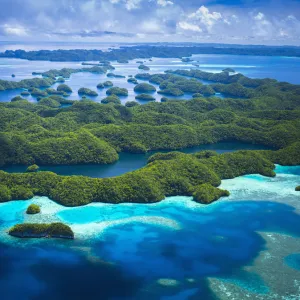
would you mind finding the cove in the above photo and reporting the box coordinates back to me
[1,142,271,178]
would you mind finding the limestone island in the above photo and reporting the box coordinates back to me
[106,87,128,97]
[127,78,138,84]
[26,164,40,173]
[135,94,155,101]
[138,64,150,71]
[78,88,98,97]
[57,84,72,93]
[107,73,126,78]
[134,83,156,93]
[103,81,114,87]
[296,186,300,191]
[26,204,41,214]
[9,223,74,239]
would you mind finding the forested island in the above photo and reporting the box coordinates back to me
[0,64,299,206]
[1,44,300,62]
[8,222,74,239]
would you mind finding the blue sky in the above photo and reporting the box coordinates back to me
[0,0,299,45]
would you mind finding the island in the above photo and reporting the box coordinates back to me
[135,94,155,101]
[107,73,126,78]
[8,223,74,239]
[11,96,25,102]
[26,164,40,172]
[127,78,138,84]
[26,204,41,214]
[296,186,300,191]
[134,83,156,93]
[106,87,128,96]
[97,83,104,89]
[78,87,98,97]
[103,81,114,87]
[57,84,72,93]
[138,64,150,71]
[101,95,121,104]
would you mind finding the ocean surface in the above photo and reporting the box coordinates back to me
[0,165,299,299]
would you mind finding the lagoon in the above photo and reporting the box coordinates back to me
[2,142,271,177]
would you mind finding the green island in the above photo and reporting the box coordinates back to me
[107,73,126,78]
[127,77,138,84]
[78,88,98,97]
[134,83,156,93]
[8,222,74,239]
[135,94,155,101]
[296,186,300,191]
[26,203,41,214]
[26,164,39,172]
[138,64,150,71]
[103,81,114,87]
[106,87,128,96]
[0,68,299,206]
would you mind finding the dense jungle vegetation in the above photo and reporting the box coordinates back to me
[0,67,299,206]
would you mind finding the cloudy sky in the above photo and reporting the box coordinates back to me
[0,0,300,45]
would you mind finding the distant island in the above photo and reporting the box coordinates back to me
[1,44,300,62]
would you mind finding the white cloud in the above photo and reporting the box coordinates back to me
[141,20,161,33]
[157,0,173,7]
[254,12,265,21]
[2,24,28,36]
[188,6,222,31]
[252,12,273,37]
[178,21,202,32]
[125,0,141,10]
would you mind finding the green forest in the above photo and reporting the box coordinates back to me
[0,67,299,206]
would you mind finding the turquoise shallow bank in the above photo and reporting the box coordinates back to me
[0,165,299,299]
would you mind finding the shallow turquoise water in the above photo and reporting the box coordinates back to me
[0,165,299,299]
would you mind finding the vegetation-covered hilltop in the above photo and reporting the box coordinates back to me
[0,144,299,206]
[8,222,74,239]
[1,45,300,62]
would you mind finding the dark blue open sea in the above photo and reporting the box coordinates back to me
[0,42,300,299]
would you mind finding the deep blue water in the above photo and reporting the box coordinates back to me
[2,142,271,177]
[0,165,299,299]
